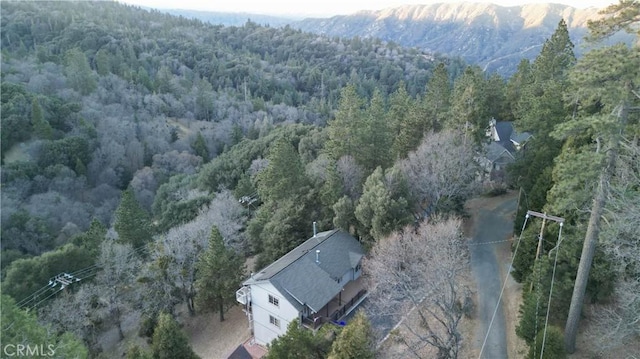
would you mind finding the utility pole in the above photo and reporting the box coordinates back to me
[527,211,564,291]
[565,102,627,353]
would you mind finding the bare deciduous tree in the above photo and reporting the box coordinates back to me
[365,218,471,359]
[337,155,364,200]
[401,130,478,217]
[94,241,141,340]
[149,189,248,315]
[152,220,208,316]
[40,284,102,351]
[204,189,249,252]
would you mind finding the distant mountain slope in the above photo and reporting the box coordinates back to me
[291,2,632,76]
[163,8,298,27]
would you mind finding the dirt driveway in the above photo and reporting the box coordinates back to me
[184,305,251,359]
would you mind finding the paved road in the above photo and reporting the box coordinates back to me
[469,195,517,359]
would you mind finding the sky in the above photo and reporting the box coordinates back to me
[118,0,617,17]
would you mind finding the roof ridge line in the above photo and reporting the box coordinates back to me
[254,229,340,280]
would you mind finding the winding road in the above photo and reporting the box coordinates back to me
[468,194,518,359]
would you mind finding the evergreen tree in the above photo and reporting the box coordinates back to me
[506,59,532,121]
[257,198,315,268]
[114,187,153,248]
[71,218,107,258]
[31,97,53,139]
[326,84,365,160]
[126,345,152,359]
[1,294,89,358]
[484,72,509,121]
[423,62,451,131]
[449,65,489,143]
[586,0,640,42]
[355,167,412,247]
[151,312,200,359]
[515,19,575,135]
[65,48,97,95]
[195,226,245,321]
[560,8,640,350]
[333,195,357,234]
[195,77,214,121]
[527,326,567,359]
[509,19,576,236]
[256,137,308,203]
[388,83,418,159]
[266,321,333,359]
[355,88,392,172]
[328,311,375,359]
[95,48,111,76]
[191,132,210,162]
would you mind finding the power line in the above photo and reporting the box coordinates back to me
[540,222,564,359]
[16,241,154,310]
[478,213,530,359]
[523,211,564,359]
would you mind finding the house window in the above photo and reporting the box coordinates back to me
[268,294,279,307]
[355,263,362,273]
[269,315,280,328]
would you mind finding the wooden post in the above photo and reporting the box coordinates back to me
[530,214,547,292]
[525,211,564,292]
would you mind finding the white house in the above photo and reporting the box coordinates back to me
[236,229,366,346]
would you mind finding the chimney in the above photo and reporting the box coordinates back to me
[313,221,317,237]
[316,250,320,264]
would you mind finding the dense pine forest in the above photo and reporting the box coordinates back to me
[1,1,638,358]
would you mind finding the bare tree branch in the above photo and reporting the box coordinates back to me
[401,130,478,217]
[365,218,471,359]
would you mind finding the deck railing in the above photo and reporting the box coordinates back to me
[302,289,367,329]
[330,289,367,322]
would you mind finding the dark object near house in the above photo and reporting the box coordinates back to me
[227,345,252,359]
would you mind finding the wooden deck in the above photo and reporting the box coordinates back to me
[303,276,367,328]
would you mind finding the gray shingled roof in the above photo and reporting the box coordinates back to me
[510,131,532,145]
[244,230,364,313]
[494,121,513,142]
[486,142,515,163]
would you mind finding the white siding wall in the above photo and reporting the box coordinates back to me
[340,270,352,284]
[249,282,300,346]
[354,262,362,280]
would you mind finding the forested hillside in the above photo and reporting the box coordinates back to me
[1,0,638,358]
[0,0,463,262]
[0,1,475,356]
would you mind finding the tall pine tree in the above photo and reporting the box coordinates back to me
[423,62,451,131]
[326,84,364,160]
[114,187,153,248]
[449,66,489,143]
[151,312,200,359]
[355,88,392,172]
[388,83,418,159]
[195,226,245,321]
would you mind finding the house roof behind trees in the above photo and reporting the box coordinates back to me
[488,119,532,154]
[244,229,364,313]
[486,141,515,163]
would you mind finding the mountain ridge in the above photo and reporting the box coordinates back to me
[291,2,632,75]
[149,2,633,76]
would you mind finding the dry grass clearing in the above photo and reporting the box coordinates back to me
[183,305,251,359]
